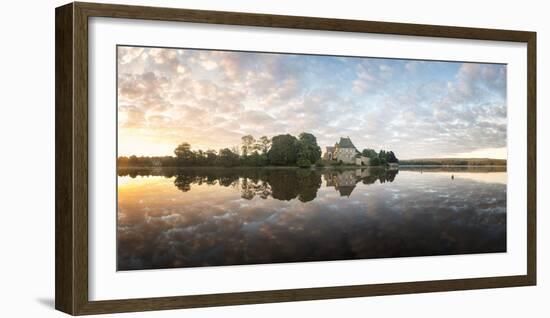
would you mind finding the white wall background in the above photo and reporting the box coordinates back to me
[0,0,547,316]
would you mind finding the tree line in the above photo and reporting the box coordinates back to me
[360,148,399,165]
[117,133,322,168]
[117,133,399,168]
[398,158,506,166]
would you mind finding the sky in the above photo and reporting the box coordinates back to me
[117,46,507,160]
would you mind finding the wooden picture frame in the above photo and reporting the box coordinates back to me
[55,2,536,315]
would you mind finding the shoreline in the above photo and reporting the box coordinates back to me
[117,164,506,170]
[399,164,507,167]
[117,165,382,170]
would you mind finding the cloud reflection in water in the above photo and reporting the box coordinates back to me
[117,167,506,270]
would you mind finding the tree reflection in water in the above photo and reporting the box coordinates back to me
[117,167,506,270]
[118,167,398,202]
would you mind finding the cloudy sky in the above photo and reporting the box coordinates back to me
[117,46,506,160]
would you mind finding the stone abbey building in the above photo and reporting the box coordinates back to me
[323,137,370,165]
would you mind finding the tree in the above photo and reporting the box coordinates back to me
[218,148,240,167]
[387,151,399,163]
[174,174,194,192]
[369,157,381,166]
[204,149,218,166]
[174,142,194,164]
[128,155,138,166]
[362,148,378,158]
[257,136,272,154]
[267,170,299,200]
[378,149,388,166]
[246,151,268,167]
[295,169,321,202]
[195,149,205,165]
[297,157,312,168]
[231,146,240,156]
[296,132,322,164]
[241,135,256,157]
[117,156,129,167]
[268,134,298,165]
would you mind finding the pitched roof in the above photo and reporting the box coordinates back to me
[337,185,355,197]
[338,137,356,149]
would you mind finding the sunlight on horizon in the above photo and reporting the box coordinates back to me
[441,147,507,160]
[117,46,507,159]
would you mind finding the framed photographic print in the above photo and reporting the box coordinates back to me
[55,2,536,315]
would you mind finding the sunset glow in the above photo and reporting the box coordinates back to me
[117,46,507,159]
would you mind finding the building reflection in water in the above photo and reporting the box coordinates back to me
[118,167,398,201]
[116,166,506,270]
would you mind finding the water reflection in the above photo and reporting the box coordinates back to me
[118,167,399,202]
[117,167,506,270]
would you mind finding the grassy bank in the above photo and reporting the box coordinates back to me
[399,158,506,166]
[117,164,391,170]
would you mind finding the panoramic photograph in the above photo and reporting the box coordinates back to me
[116,45,507,271]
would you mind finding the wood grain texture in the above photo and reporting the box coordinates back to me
[55,2,537,315]
[73,2,90,313]
[74,276,533,315]
[55,3,75,314]
[75,1,533,41]
[526,32,537,285]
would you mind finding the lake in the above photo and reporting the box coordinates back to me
[117,166,506,271]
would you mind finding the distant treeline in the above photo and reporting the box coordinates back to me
[359,149,398,165]
[118,133,323,168]
[118,133,401,168]
[399,158,507,166]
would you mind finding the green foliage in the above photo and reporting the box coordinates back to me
[361,148,378,158]
[260,169,320,201]
[369,157,381,166]
[118,155,175,167]
[242,151,268,167]
[117,167,402,203]
[358,148,398,166]
[296,132,322,164]
[295,169,322,202]
[241,135,255,157]
[387,151,399,163]
[174,142,194,162]
[297,158,312,168]
[204,149,218,166]
[128,155,139,166]
[268,134,298,165]
[118,134,400,168]
[378,150,388,166]
[218,148,240,167]
[257,136,272,154]
[399,158,506,166]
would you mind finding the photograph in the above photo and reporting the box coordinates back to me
[115,45,507,271]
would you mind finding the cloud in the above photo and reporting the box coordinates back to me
[352,63,382,94]
[448,63,506,102]
[118,47,144,65]
[117,172,506,269]
[200,60,218,70]
[404,60,426,73]
[119,105,145,128]
[117,46,507,159]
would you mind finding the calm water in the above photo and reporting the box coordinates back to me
[117,167,506,271]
